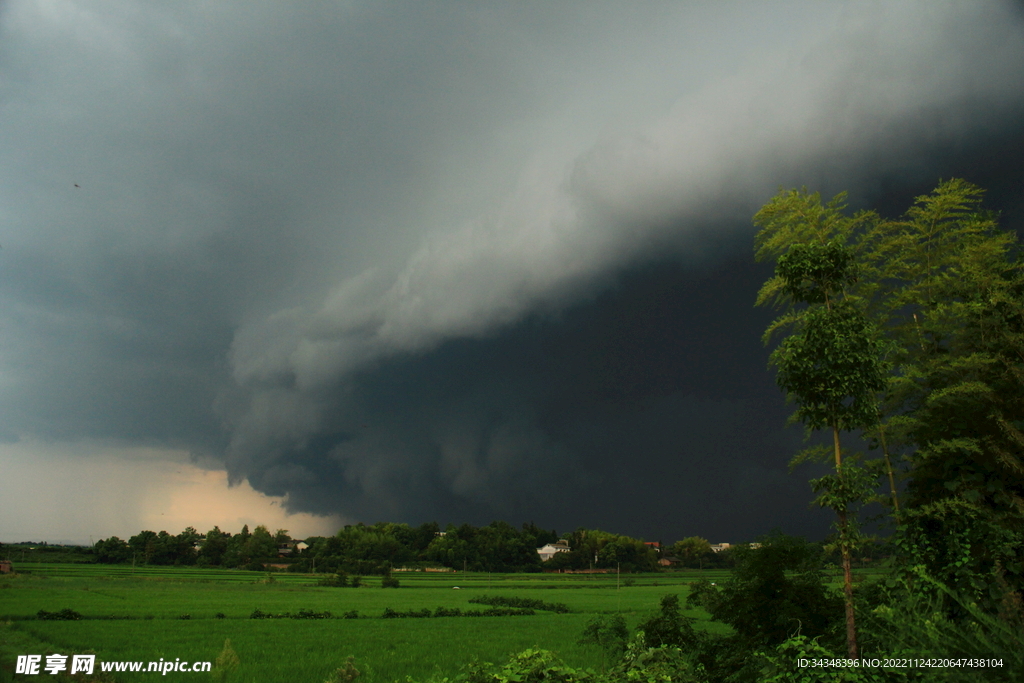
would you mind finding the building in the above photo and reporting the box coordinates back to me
[710,543,731,553]
[537,539,571,562]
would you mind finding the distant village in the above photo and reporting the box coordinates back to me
[2,522,760,574]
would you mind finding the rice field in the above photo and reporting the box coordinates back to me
[0,565,732,682]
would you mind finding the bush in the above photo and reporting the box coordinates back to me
[324,656,360,683]
[577,614,628,661]
[687,534,841,648]
[470,595,570,613]
[459,648,593,683]
[381,606,534,619]
[318,571,349,587]
[37,609,82,621]
[635,595,700,650]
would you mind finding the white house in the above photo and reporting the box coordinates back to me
[537,539,571,562]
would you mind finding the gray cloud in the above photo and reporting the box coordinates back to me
[1,1,1023,540]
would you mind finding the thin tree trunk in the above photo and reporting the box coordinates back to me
[833,425,858,660]
[875,411,901,524]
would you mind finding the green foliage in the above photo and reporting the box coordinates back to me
[687,535,841,648]
[860,571,1023,682]
[891,499,1024,617]
[212,638,241,683]
[542,529,659,573]
[615,632,706,683]
[578,615,628,661]
[470,595,571,613]
[250,608,333,619]
[776,242,859,307]
[93,536,131,564]
[319,571,350,587]
[665,538,713,570]
[460,648,595,683]
[771,301,892,434]
[325,656,361,683]
[635,595,700,651]
[382,606,535,618]
[758,635,893,683]
[36,608,82,620]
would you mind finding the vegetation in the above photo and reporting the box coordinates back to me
[745,179,1024,679]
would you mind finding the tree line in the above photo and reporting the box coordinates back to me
[90,521,719,573]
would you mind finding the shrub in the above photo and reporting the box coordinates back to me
[687,534,841,648]
[470,595,570,613]
[324,656,360,683]
[635,594,700,650]
[211,638,240,683]
[37,608,82,621]
[578,614,628,661]
[318,571,349,587]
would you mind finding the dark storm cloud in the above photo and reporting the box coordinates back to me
[2,1,1023,540]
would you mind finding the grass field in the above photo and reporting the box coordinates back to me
[0,565,734,682]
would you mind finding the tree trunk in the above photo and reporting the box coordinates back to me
[875,411,901,524]
[833,425,858,660]
[838,507,858,659]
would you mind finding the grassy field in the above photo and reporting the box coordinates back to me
[0,565,733,683]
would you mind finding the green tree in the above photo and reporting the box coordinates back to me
[757,239,891,658]
[128,530,157,565]
[578,614,628,666]
[248,525,277,561]
[861,181,1024,613]
[174,526,201,565]
[198,526,230,566]
[687,535,841,649]
[754,178,1024,625]
[94,536,131,564]
[223,524,251,568]
[667,537,713,569]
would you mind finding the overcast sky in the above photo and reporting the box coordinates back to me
[2,0,1024,546]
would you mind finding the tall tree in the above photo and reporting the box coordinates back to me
[856,180,1024,611]
[762,242,890,658]
[755,178,1024,624]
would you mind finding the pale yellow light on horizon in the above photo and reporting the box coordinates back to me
[0,439,345,544]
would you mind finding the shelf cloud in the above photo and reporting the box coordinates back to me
[2,0,1023,541]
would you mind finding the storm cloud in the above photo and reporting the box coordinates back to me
[2,1,1023,542]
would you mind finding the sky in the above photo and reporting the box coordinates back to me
[1,0,1024,546]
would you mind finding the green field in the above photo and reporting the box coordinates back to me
[0,565,734,682]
